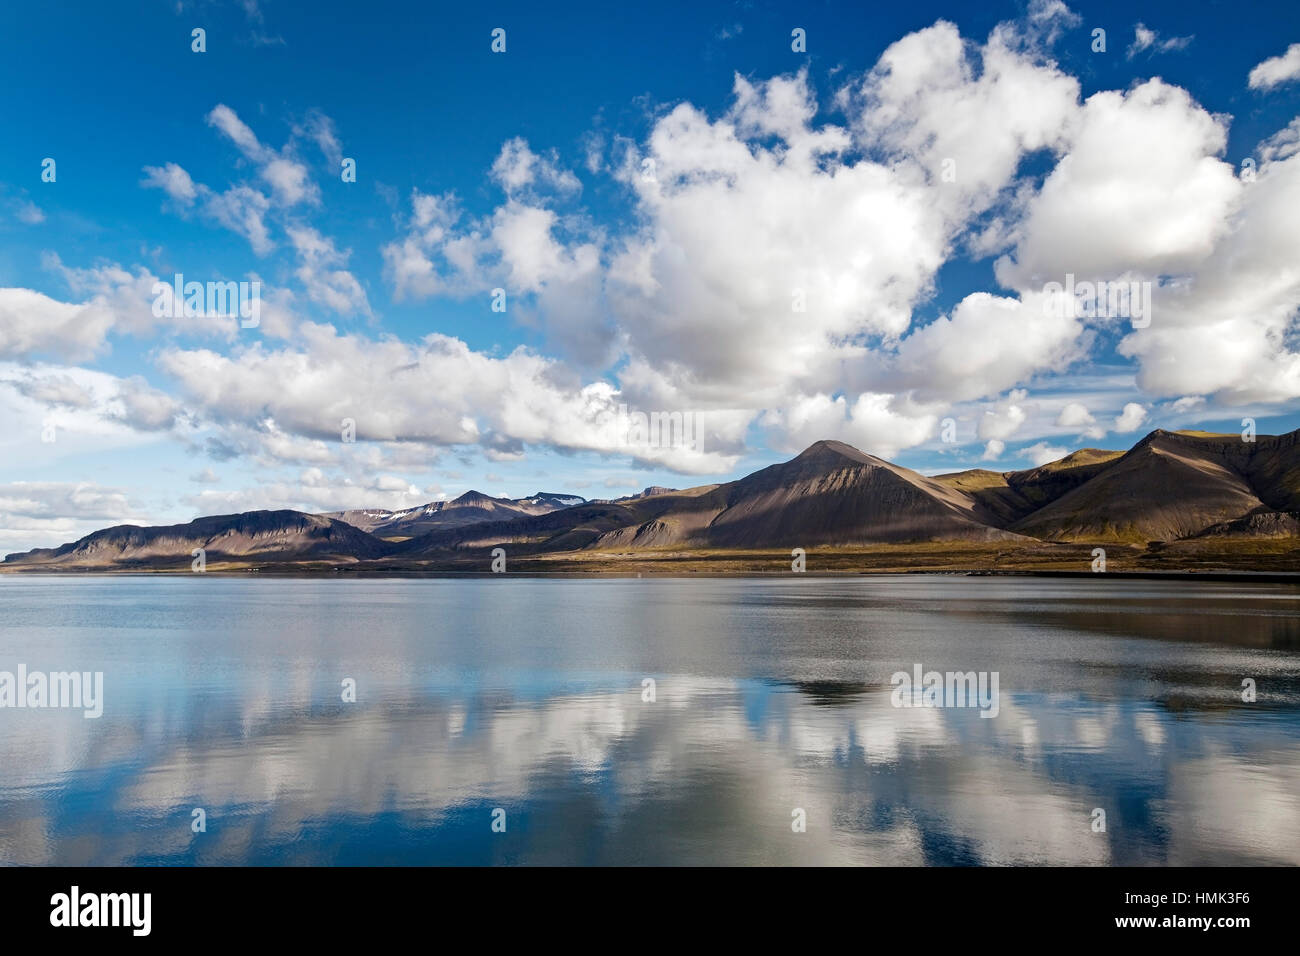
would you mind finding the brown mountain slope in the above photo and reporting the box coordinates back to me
[393,486,731,554]
[398,440,1025,554]
[1010,431,1269,543]
[934,448,1125,525]
[699,440,1024,547]
[6,431,1298,571]
[324,490,586,540]
[4,511,387,568]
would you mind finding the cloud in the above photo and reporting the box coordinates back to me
[9,198,44,224]
[0,362,191,445]
[978,389,1029,441]
[204,185,275,254]
[1022,441,1068,466]
[9,373,96,409]
[896,294,1083,404]
[0,255,238,362]
[1116,131,1300,404]
[18,10,1300,505]
[109,377,183,431]
[1127,24,1193,59]
[0,287,117,363]
[1055,400,1106,439]
[155,325,747,473]
[1249,43,1300,91]
[490,137,581,196]
[759,392,937,460]
[0,481,148,556]
[995,80,1239,289]
[287,226,371,317]
[207,104,268,161]
[141,163,198,205]
[1114,402,1148,432]
[297,110,343,166]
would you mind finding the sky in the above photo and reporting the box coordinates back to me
[1,0,1299,554]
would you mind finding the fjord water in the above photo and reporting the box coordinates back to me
[1,575,1297,866]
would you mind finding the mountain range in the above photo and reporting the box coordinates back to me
[5,428,1299,573]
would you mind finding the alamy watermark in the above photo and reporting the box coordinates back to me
[1042,274,1151,328]
[50,886,150,936]
[890,663,999,718]
[0,665,103,718]
[617,403,703,452]
[151,273,260,328]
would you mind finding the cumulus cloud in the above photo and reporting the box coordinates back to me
[0,256,240,363]
[490,138,581,196]
[1116,130,1300,404]
[155,325,747,473]
[995,80,1239,289]
[978,389,1030,441]
[15,11,1300,502]
[1249,43,1300,91]
[1114,402,1148,432]
[1055,400,1106,439]
[1022,441,1068,466]
[760,392,937,460]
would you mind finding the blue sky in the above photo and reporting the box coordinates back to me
[1,0,1299,552]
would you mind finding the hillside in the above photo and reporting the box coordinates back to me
[5,511,386,569]
[5,429,1298,572]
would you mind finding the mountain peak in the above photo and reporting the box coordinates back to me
[793,439,876,465]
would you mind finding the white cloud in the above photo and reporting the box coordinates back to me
[896,293,1083,404]
[996,80,1239,289]
[287,226,371,317]
[1117,134,1300,404]
[16,12,1300,506]
[156,325,747,473]
[204,185,274,254]
[0,481,149,557]
[490,138,581,195]
[141,163,198,205]
[978,389,1029,441]
[1127,23,1193,59]
[1249,43,1300,91]
[0,255,239,363]
[1054,400,1106,439]
[1022,441,1068,466]
[1114,402,1148,432]
[207,104,268,161]
[760,392,937,460]
[1055,401,1093,428]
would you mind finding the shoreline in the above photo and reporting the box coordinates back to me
[3,566,1300,584]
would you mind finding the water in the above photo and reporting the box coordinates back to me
[0,575,1297,865]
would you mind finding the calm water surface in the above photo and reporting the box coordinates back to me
[1,575,1297,865]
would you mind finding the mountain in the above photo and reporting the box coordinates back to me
[394,439,1032,556]
[5,511,385,569]
[323,490,586,540]
[933,448,1125,525]
[5,429,1299,571]
[696,440,1025,547]
[1008,430,1286,543]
